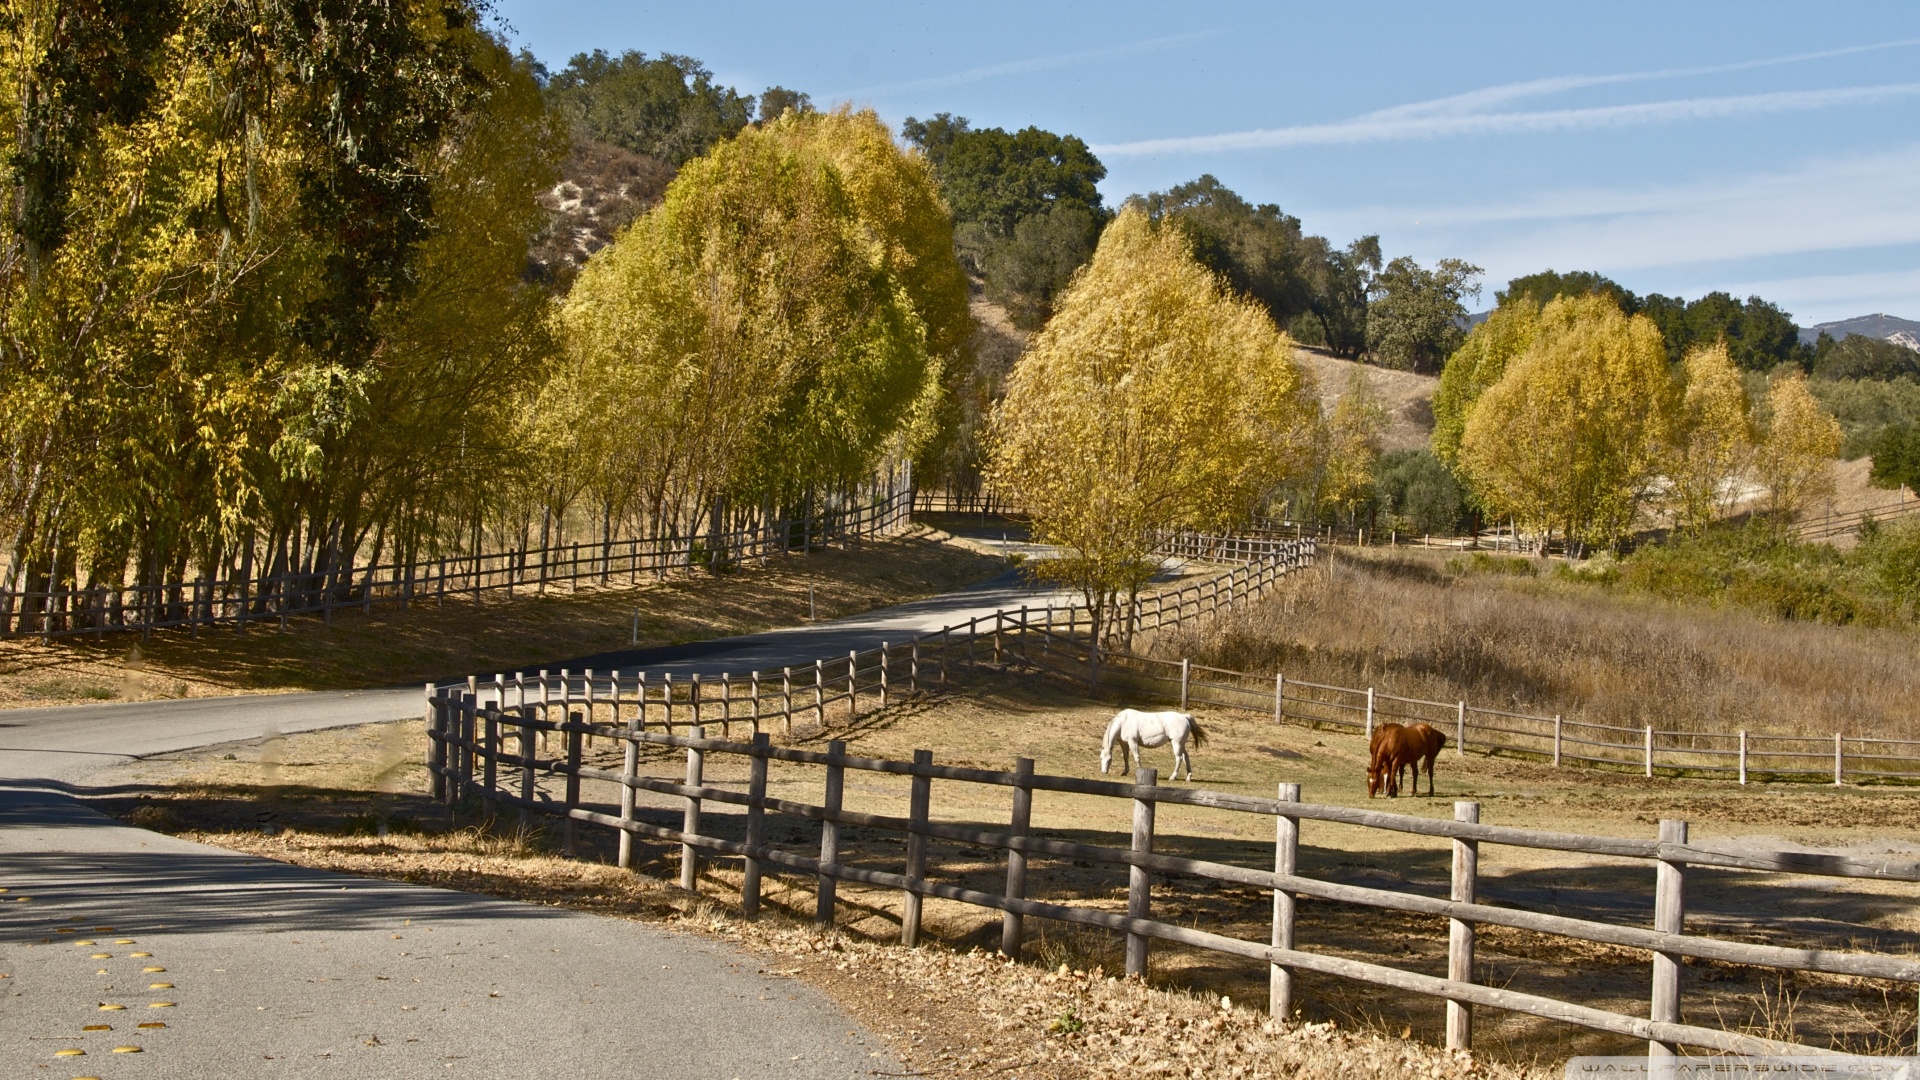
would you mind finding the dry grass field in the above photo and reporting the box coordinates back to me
[1152,546,1920,741]
[1292,349,1438,453]
[0,526,1006,709]
[96,665,1920,1073]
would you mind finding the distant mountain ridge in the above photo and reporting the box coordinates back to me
[1797,313,1920,350]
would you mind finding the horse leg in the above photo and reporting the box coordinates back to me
[1175,738,1193,781]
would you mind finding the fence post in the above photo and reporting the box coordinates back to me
[1456,701,1466,756]
[1180,659,1191,711]
[940,627,950,687]
[782,666,793,733]
[1650,819,1688,1061]
[1447,800,1479,1051]
[691,673,702,729]
[901,749,933,946]
[847,650,858,722]
[721,673,732,737]
[1552,715,1563,767]
[680,725,705,892]
[1645,725,1655,777]
[518,701,536,830]
[482,705,500,818]
[1001,757,1033,958]
[1274,673,1284,725]
[814,659,825,727]
[817,739,846,926]
[994,612,1003,666]
[742,732,770,918]
[1271,782,1300,1023]
[1834,732,1844,786]
[878,645,890,709]
[750,671,761,734]
[1738,730,1748,786]
[562,709,583,857]
[1365,687,1375,740]
[1126,766,1158,979]
[426,685,446,803]
[910,641,920,694]
[617,692,641,870]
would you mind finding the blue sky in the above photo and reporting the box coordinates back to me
[491,1,1920,326]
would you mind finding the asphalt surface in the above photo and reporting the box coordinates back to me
[0,568,1076,1079]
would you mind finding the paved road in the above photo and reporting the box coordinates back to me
[0,567,1078,1078]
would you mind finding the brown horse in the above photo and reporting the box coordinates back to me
[1367,723,1414,798]
[1396,722,1447,796]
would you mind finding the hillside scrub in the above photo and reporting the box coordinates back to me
[1619,518,1920,627]
[1152,545,1920,740]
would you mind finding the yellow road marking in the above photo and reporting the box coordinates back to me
[148,1002,175,1008]
[98,1004,125,1011]
[53,1048,84,1057]
[149,982,173,989]
[111,1045,143,1053]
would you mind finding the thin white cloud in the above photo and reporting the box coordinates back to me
[829,31,1212,100]
[1094,84,1920,156]
[1373,37,1920,121]
[1318,144,1920,322]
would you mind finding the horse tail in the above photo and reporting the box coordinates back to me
[1185,713,1206,748]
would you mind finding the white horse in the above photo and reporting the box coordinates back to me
[1100,709,1206,781]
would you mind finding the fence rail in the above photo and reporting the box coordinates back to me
[1794,496,1918,541]
[0,486,912,641]
[424,683,1920,1060]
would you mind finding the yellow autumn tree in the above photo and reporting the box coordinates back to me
[1320,369,1387,523]
[987,207,1319,647]
[1458,294,1673,552]
[1662,342,1753,534]
[553,106,966,554]
[1753,373,1843,519]
[1431,299,1540,469]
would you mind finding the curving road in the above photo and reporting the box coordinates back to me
[0,565,1072,1078]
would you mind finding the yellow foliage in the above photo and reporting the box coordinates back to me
[1320,369,1387,520]
[1458,294,1672,550]
[987,207,1318,633]
[1754,373,1843,518]
[1431,300,1539,468]
[1662,342,1752,533]
[555,106,965,530]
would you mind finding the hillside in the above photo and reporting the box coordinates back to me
[1798,312,1920,350]
[1291,349,1438,452]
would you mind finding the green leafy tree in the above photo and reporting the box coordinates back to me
[1373,450,1472,534]
[1365,257,1483,374]
[987,207,1319,650]
[1641,291,1810,370]
[1133,175,1316,328]
[981,203,1099,329]
[1868,423,1920,493]
[1292,235,1380,359]
[755,86,812,122]
[1811,332,1920,381]
[1496,269,1639,313]
[900,113,1106,329]
[543,50,754,165]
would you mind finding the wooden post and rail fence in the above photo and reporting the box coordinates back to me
[423,682,1920,1060]
[0,484,913,641]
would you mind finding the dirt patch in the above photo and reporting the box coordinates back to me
[0,526,1005,709]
